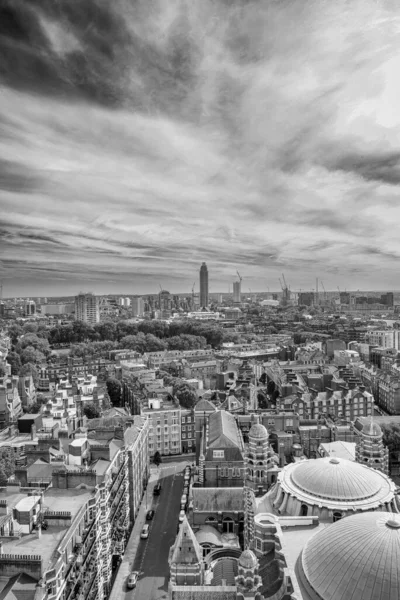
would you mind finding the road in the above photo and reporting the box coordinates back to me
[116,462,187,600]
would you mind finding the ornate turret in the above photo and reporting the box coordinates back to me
[245,414,274,494]
[168,517,204,587]
[235,548,262,598]
[356,416,389,475]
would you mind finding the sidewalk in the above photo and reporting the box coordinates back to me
[109,467,160,600]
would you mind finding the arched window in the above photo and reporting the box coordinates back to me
[222,516,234,533]
[202,543,211,557]
[205,516,217,525]
[300,504,308,516]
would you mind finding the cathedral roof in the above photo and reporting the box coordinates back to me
[249,422,268,440]
[300,512,400,600]
[278,456,395,510]
[170,517,202,565]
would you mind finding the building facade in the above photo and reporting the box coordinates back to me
[74,293,100,325]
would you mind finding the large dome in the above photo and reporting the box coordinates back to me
[290,457,381,501]
[299,512,400,600]
[249,423,268,440]
[274,456,396,513]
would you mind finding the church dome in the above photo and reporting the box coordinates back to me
[363,418,382,437]
[300,512,400,600]
[249,423,268,440]
[238,548,258,569]
[290,456,382,501]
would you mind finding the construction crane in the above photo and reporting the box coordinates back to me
[236,271,242,282]
[280,273,290,306]
[159,284,163,292]
[320,280,327,304]
[191,282,196,308]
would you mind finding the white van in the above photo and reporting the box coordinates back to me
[140,524,149,539]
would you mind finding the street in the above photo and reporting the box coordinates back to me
[113,461,188,600]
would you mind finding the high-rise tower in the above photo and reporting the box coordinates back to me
[199,262,209,308]
[74,292,100,324]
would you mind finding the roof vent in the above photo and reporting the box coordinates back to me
[386,519,400,530]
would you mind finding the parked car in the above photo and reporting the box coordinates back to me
[146,510,155,521]
[140,524,150,539]
[127,571,139,589]
[179,510,185,523]
[153,483,162,495]
[180,494,187,510]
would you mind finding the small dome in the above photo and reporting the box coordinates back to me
[363,418,382,437]
[238,548,258,570]
[249,423,268,440]
[300,512,400,600]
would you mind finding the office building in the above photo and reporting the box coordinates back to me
[74,293,100,324]
[233,281,241,303]
[159,290,172,319]
[131,297,144,317]
[199,262,209,308]
[24,300,36,316]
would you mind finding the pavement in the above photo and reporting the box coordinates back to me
[109,460,190,600]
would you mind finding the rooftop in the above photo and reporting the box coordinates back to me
[193,487,243,513]
[2,527,66,571]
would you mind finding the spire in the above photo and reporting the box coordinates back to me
[170,517,202,565]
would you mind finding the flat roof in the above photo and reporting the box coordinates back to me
[43,488,93,517]
[2,527,67,571]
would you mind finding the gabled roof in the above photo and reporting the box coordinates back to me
[170,516,202,565]
[208,410,243,450]
[0,572,38,600]
[195,398,217,412]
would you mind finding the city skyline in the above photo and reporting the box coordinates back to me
[2,1,400,296]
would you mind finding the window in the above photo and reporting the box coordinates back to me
[182,417,186,423]
[213,450,224,459]
[182,426,186,431]
[182,434,186,439]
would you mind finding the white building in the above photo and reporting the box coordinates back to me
[131,297,144,316]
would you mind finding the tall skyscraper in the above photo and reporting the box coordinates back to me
[74,292,100,324]
[233,281,241,303]
[199,262,209,308]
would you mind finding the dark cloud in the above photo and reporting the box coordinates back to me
[332,152,400,185]
[0,159,42,193]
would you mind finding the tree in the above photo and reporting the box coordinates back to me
[24,403,43,414]
[102,390,112,411]
[7,324,23,345]
[0,364,6,378]
[20,346,45,366]
[175,384,198,408]
[153,451,162,466]
[23,322,38,334]
[7,351,22,375]
[83,403,101,420]
[106,377,122,406]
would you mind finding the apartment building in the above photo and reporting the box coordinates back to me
[142,398,181,457]
[180,408,196,454]
[3,415,150,600]
[0,376,22,429]
[74,293,100,325]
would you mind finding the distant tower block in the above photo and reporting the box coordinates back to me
[199,263,209,308]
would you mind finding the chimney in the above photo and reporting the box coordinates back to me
[31,424,36,440]
[37,526,41,539]
[0,541,3,555]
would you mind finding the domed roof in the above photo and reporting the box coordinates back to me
[249,423,268,440]
[300,512,400,600]
[290,457,382,501]
[363,418,382,437]
[238,548,258,569]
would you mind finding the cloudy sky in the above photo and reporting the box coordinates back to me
[1,0,400,297]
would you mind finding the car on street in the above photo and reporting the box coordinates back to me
[127,571,139,589]
[153,483,162,495]
[180,494,187,510]
[179,510,185,523]
[183,485,189,495]
[146,510,155,520]
[140,524,150,539]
